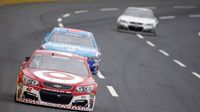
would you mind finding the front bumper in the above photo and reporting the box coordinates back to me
[117,22,155,33]
[16,84,96,111]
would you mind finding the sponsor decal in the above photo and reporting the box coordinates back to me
[16,98,88,111]
[17,88,22,97]
[48,43,96,53]
[71,106,87,110]
[17,98,36,104]
[42,88,66,93]
[52,55,69,60]
[53,84,62,88]
[33,70,83,84]
[18,83,23,88]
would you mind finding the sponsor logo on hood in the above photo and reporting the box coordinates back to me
[33,70,84,84]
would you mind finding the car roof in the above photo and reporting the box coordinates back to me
[34,50,86,60]
[52,27,93,38]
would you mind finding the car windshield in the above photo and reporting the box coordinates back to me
[123,8,154,18]
[29,53,89,76]
[49,31,94,48]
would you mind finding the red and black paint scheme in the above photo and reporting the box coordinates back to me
[16,50,97,111]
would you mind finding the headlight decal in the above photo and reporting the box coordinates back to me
[76,85,94,93]
[145,23,154,26]
[119,19,128,24]
[23,75,39,86]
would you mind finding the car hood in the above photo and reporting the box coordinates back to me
[23,68,88,85]
[43,42,98,57]
[119,15,156,24]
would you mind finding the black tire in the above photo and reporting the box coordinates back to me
[151,29,156,36]
[152,32,156,36]
[14,93,17,102]
[117,25,121,31]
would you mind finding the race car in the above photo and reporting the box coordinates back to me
[41,27,101,75]
[117,7,158,35]
[16,50,97,111]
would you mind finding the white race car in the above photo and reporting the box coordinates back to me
[117,7,158,35]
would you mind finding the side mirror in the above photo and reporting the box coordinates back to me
[25,57,30,62]
[22,57,30,68]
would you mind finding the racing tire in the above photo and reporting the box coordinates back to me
[117,25,121,31]
[152,32,156,36]
[151,29,156,36]
[14,93,17,102]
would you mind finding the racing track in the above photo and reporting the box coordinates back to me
[1,0,200,112]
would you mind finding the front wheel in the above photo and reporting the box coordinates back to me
[152,32,156,36]
[14,93,17,102]
[117,25,121,31]
[151,29,156,36]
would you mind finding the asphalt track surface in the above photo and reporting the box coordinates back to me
[1,0,200,112]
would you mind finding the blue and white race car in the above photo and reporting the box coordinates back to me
[41,27,101,75]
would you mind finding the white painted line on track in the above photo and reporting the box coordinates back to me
[159,16,175,20]
[100,8,119,11]
[74,10,88,14]
[136,34,144,39]
[62,13,71,18]
[57,18,62,22]
[192,72,200,79]
[173,6,195,9]
[158,49,170,56]
[189,14,200,18]
[146,41,156,47]
[58,23,64,27]
[173,59,186,68]
[107,86,119,97]
[198,32,200,36]
[97,71,105,79]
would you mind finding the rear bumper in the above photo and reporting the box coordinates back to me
[16,84,96,111]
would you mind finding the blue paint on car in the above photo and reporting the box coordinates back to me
[41,27,101,75]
